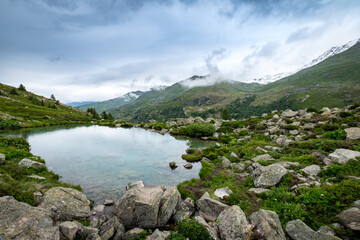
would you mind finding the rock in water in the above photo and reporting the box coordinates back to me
[196,192,229,222]
[217,205,250,240]
[113,184,180,228]
[38,187,91,221]
[252,164,288,188]
[0,196,60,239]
[250,209,286,240]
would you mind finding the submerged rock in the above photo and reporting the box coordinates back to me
[38,187,91,221]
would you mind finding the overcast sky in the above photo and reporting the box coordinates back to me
[0,0,359,103]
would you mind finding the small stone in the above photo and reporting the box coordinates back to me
[317,226,335,236]
[214,187,233,199]
[0,153,5,164]
[230,152,238,158]
[183,163,193,169]
[221,156,231,168]
[93,205,105,213]
[103,199,114,206]
[19,158,45,168]
[29,174,46,180]
[248,188,270,195]
[59,221,79,240]
[252,154,273,162]
[122,228,144,240]
[301,165,321,176]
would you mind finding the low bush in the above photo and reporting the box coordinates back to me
[166,218,212,240]
[199,161,215,180]
[182,148,202,162]
[179,123,215,137]
[322,129,346,140]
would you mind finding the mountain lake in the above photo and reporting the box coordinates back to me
[1,125,215,204]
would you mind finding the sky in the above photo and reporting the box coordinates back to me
[0,0,360,103]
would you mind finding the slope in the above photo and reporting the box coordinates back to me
[0,83,92,129]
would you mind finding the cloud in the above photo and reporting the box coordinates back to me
[0,0,359,102]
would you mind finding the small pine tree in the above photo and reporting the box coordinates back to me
[50,94,56,101]
[18,84,26,91]
[87,108,100,119]
[101,111,109,120]
[108,113,114,120]
[10,88,18,95]
[221,108,231,120]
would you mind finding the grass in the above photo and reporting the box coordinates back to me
[0,136,82,206]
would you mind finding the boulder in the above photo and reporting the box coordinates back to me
[345,127,360,140]
[317,226,335,236]
[301,165,321,176]
[252,154,273,162]
[99,216,125,240]
[230,152,239,158]
[173,198,195,222]
[183,163,193,169]
[103,199,114,206]
[93,204,105,213]
[147,229,170,240]
[250,209,286,240]
[194,116,205,123]
[248,188,270,195]
[59,221,79,240]
[127,180,145,190]
[114,184,180,228]
[196,192,229,222]
[273,162,299,169]
[221,156,231,168]
[285,219,341,240]
[281,109,297,118]
[253,164,288,188]
[0,153,5,164]
[195,216,220,240]
[328,148,360,164]
[217,205,250,240]
[337,207,360,231]
[231,162,245,172]
[214,187,233,199]
[38,187,91,221]
[122,228,144,240]
[0,196,59,240]
[268,127,280,135]
[19,158,45,168]
[275,136,292,147]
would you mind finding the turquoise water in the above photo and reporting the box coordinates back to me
[1,125,213,204]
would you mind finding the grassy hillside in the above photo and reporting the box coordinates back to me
[78,90,144,113]
[80,41,360,122]
[0,83,93,129]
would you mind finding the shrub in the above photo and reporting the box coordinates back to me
[338,111,352,118]
[199,161,215,180]
[322,129,346,140]
[306,107,319,113]
[201,146,218,160]
[319,159,360,182]
[179,123,215,137]
[166,218,212,240]
[182,148,202,162]
[0,120,21,130]
[18,84,26,91]
[10,88,18,95]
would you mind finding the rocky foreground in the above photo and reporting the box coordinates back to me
[1,105,360,239]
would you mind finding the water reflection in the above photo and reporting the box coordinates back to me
[1,125,214,204]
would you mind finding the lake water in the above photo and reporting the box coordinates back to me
[1,125,214,204]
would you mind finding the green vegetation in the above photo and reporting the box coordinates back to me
[0,136,81,205]
[0,83,94,128]
[178,123,215,137]
[166,218,212,240]
[182,148,203,162]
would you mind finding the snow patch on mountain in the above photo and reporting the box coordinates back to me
[252,38,359,84]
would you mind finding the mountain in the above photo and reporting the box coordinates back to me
[66,101,96,107]
[78,91,144,113]
[252,39,359,84]
[84,39,360,122]
[0,83,92,128]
